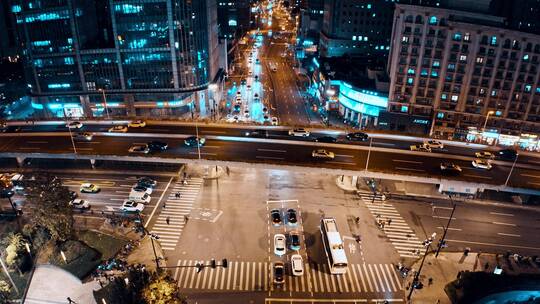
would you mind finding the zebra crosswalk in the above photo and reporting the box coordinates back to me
[150,178,203,251]
[174,260,402,294]
[358,194,424,258]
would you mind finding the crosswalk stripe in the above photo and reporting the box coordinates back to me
[233,261,239,290]
[227,261,233,290]
[201,262,210,289]
[195,261,204,289]
[350,263,361,292]
[389,264,403,290]
[322,264,330,292]
[264,263,268,291]
[373,264,384,292]
[179,260,191,288]
[386,264,398,291]
[357,264,367,292]
[368,264,377,292]
[258,262,263,290]
[380,264,391,292]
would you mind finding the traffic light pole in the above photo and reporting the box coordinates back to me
[160,258,228,272]
[436,195,457,258]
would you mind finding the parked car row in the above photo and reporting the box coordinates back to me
[270,208,304,285]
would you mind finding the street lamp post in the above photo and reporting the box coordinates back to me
[435,195,457,257]
[504,153,519,187]
[365,137,373,172]
[148,233,161,271]
[63,108,77,154]
[407,232,436,302]
[98,89,110,119]
[482,110,495,131]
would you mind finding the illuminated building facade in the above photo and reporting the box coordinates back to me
[11,0,220,118]
[217,0,251,40]
[388,4,540,146]
[319,0,395,58]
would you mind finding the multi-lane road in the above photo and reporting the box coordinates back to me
[2,122,540,192]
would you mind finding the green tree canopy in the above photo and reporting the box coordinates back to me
[23,174,73,242]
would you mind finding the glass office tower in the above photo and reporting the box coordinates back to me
[11,0,219,118]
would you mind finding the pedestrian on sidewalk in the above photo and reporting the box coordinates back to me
[226,166,230,176]
[166,217,170,225]
[184,215,189,223]
[162,202,166,209]
[67,297,75,303]
[387,218,392,226]
[428,277,433,285]
[175,192,181,199]
[355,217,360,224]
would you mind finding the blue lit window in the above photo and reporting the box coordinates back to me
[490,36,497,46]
[363,37,368,41]
[64,57,74,65]
[432,60,440,67]
[447,63,455,71]
[431,70,438,77]
[48,83,71,89]
[536,87,540,94]
[12,5,22,13]
[67,38,73,45]
[114,4,143,14]
[407,68,415,75]
[453,32,462,41]
[491,90,497,97]
[407,77,414,84]
[352,36,357,41]
[401,105,409,113]
[429,16,437,25]
[441,94,447,100]
[228,19,237,26]
[523,54,529,61]
[421,69,428,76]
[32,40,51,47]
[525,85,532,92]
[367,4,372,9]
[34,59,43,68]
[22,11,71,23]
[495,111,502,116]
[437,112,444,118]
[128,39,147,49]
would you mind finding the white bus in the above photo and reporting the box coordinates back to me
[320,217,348,274]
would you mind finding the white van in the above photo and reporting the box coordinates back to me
[128,191,151,204]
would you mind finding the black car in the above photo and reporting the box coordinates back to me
[346,132,369,141]
[184,136,206,147]
[69,191,78,200]
[289,232,301,250]
[270,209,282,226]
[273,262,285,284]
[316,136,337,143]
[241,78,247,85]
[147,141,168,152]
[287,209,297,226]
[497,149,517,160]
[233,104,241,112]
[245,130,268,138]
[138,177,157,188]
[440,162,462,174]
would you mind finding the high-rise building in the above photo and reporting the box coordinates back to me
[386,4,540,147]
[319,0,395,58]
[217,0,252,40]
[11,0,220,118]
[297,0,324,45]
[0,1,18,59]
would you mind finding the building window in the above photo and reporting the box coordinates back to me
[490,36,497,46]
[523,54,529,61]
[407,68,415,75]
[464,33,470,41]
[459,55,467,62]
[441,93,447,100]
[447,63,455,71]
[451,95,458,101]
[476,57,484,63]
[402,36,409,43]
[401,105,409,112]
[432,60,440,67]
[437,112,444,118]
[491,90,497,97]
[421,69,428,76]
[431,70,438,77]
[407,77,414,84]
[453,32,462,41]
[429,16,437,25]
[525,85,532,92]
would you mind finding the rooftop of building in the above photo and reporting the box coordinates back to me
[316,56,387,91]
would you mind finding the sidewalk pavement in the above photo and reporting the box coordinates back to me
[405,252,478,304]
[24,264,99,304]
[335,175,359,192]
[127,236,165,272]
[203,165,225,179]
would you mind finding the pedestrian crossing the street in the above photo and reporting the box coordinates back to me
[358,194,424,258]
[174,260,402,295]
[150,178,203,251]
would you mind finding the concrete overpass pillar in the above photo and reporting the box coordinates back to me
[90,159,96,169]
[16,157,25,167]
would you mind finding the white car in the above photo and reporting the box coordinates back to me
[131,185,152,195]
[410,144,432,152]
[274,234,286,256]
[66,121,83,129]
[121,200,144,212]
[312,149,335,159]
[472,158,492,170]
[128,120,146,128]
[271,117,278,125]
[288,128,310,137]
[128,145,150,154]
[424,140,444,149]
[108,125,128,133]
[475,151,495,159]
[244,110,250,118]
[291,254,304,276]
[69,199,90,209]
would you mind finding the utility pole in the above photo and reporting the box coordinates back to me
[504,153,519,187]
[436,195,456,257]
[407,232,436,302]
[365,137,373,172]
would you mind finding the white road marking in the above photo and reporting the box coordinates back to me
[188,152,217,156]
[395,167,424,172]
[201,130,227,134]
[490,212,514,217]
[327,161,356,166]
[497,233,520,237]
[256,156,284,160]
[257,148,286,153]
[334,154,354,158]
[392,159,422,164]
[145,176,174,228]
[492,221,516,226]
[19,147,40,150]
[27,141,48,144]
[434,206,454,210]
[436,226,462,231]
[464,174,492,180]
[432,216,456,220]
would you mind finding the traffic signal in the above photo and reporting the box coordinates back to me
[211,259,216,269]
[222,258,228,268]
